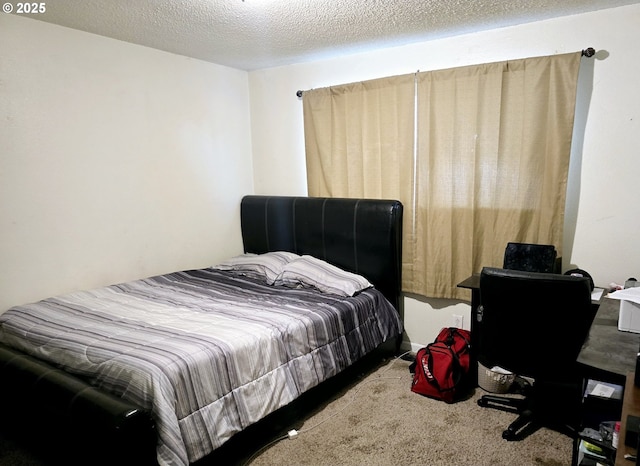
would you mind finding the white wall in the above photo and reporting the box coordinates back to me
[0,15,254,312]
[248,5,640,349]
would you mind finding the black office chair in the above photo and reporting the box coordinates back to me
[503,242,558,274]
[476,267,595,441]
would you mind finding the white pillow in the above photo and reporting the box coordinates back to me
[213,251,300,284]
[275,255,372,297]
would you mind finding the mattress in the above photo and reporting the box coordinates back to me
[0,268,402,465]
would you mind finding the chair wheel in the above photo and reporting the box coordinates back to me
[502,429,516,441]
[478,398,488,407]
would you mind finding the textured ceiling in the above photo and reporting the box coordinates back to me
[12,0,640,70]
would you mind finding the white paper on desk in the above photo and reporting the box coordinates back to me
[591,287,604,301]
[589,383,616,398]
[607,287,640,304]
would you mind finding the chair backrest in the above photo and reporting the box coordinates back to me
[503,242,557,273]
[478,267,594,381]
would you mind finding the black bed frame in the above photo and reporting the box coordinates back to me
[0,195,403,465]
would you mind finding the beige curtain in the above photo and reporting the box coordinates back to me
[304,75,415,199]
[304,52,582,299]
[303,74,417,278]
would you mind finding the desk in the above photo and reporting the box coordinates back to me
[616,373,640,466]
[457,274,481,385]
[575,298,640,466]
[578,297,640,387]
[456,273,480,308]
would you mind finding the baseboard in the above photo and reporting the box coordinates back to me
[399,340,422,355]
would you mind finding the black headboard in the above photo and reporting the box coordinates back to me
[240,195,403,312]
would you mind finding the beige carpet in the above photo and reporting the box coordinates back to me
[245,356,572,466]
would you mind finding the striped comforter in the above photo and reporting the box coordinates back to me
[0,268,402,466]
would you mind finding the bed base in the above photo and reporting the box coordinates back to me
[0,195,403,465]
[0,344,157,465]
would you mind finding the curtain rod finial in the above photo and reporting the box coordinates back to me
[296,90,303,98]
[582,47,595,57]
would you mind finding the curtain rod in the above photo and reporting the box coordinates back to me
[295,48,596,98]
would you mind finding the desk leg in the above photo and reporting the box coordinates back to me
[470,288,480,387]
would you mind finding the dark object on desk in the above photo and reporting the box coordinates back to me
[625,415,640,448]
[503,242,558,274]
[476,267,594,441]
[565,268,595,291]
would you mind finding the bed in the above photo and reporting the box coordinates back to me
[0,195,403,466]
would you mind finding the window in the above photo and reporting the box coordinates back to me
[303,53,582,299]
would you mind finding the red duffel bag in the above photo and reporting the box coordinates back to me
[409,327,471,403]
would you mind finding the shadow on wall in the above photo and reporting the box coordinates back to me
[563,50,607,267]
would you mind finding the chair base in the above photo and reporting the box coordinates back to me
[478,378,582,441]
[477,394,533,440]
